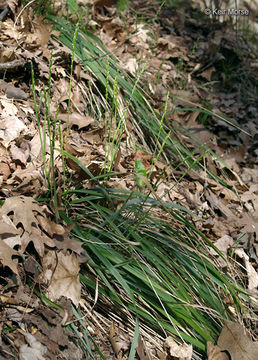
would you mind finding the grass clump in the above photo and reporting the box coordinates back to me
[60,185,250,358]
[26,5,256,359]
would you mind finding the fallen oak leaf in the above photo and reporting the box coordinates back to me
[0,239,19,274]
[37,215,65,237]
[20,227,55,257]
[0,216,20,236]
[217,321,258,360]
[0,196,55,258]
[0,196,45,233]
[53,223,84,255]
[207,341,229,360]
[58,113,94,130]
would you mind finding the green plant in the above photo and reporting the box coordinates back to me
[67,0,78,14]
[198,100,213,126]
[43,19,170,165]
[103,57,123,174]
[190,36,200,56]
[103,57,149,174]
[69,306,108,359]
[154,55,166,83]
[148,92,170,178]
[117,0,128,11]
[27,9,255,358]
[63,22,79,187]
[48,14,251,192]
[30,22,79,219]
[153,0,166,23]
[60,183,250,358]
[31,54,59,220]
[135,160,147,188]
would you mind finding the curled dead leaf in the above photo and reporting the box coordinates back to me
[164,336,192,360]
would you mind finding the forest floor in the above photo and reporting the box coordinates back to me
[0,0,257,359]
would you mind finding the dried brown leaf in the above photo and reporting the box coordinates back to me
[209,235,233,268]
[58,113,94,130]
[164,336,192,359]
[19,332,47,360]
[238,213,258,239]
[235,249,258,297]
[136,336,152,360]
[0,196,44,233]
[9,143,28,166]
[207,341,229,360]
[0,196,56,258]
[41,251,81,306]
[109,321,129,358]
[53,224,84,255]
[0,239,19,274]
[0,161,11,180]
[217,321,258,360]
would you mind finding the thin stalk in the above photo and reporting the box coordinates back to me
[63,22,79,188]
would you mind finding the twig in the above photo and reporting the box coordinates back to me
[0,58,25,72]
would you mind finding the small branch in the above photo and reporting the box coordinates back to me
[0,58,25,72]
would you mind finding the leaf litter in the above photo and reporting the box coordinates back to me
[0,0,257,359]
